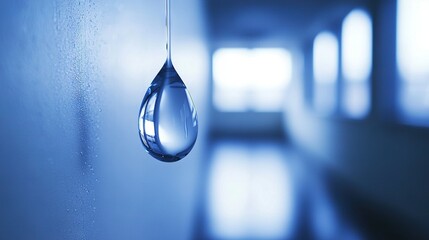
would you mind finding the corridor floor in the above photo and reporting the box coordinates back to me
[192,137,428,240]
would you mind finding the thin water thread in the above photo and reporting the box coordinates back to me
[166,0,172,66]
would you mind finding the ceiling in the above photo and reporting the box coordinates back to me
[205,0,372,47]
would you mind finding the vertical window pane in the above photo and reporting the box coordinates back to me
[341,9,372,118]
[213,48,292,112]
[313,32,339,114]
[397,0,429,120]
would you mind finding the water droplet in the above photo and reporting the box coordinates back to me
[138,62,198,162]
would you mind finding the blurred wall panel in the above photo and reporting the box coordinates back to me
[0,0,208,239]
[284,10,429,230]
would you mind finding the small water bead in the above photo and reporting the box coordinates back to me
[138,62,198,162]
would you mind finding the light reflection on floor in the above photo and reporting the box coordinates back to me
[207,141,295,239]
[203,139,363,240]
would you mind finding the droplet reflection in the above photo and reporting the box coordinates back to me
[138,62,198,162]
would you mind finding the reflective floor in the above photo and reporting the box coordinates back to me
[193,138,428,240]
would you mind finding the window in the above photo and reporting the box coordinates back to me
[313,31,339,114]
[212,48,292,112]
[341,9,372,118]
[397,0,429,121]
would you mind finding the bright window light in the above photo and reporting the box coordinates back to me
[397,0,429,120]
[314,32,339,84]
[213,48,292,112]
[208,144,294,239]
[313,32,339,114]
[341,9,372,118]
[342,10,372,83]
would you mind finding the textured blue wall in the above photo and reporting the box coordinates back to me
[0,0,208,239]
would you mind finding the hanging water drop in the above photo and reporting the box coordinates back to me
[138,0,198,162]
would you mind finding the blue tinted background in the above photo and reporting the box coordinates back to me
[1,0,429,239]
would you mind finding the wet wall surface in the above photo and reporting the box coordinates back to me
[0,0,208,239]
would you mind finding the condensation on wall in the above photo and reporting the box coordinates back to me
[0,0,209,239]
